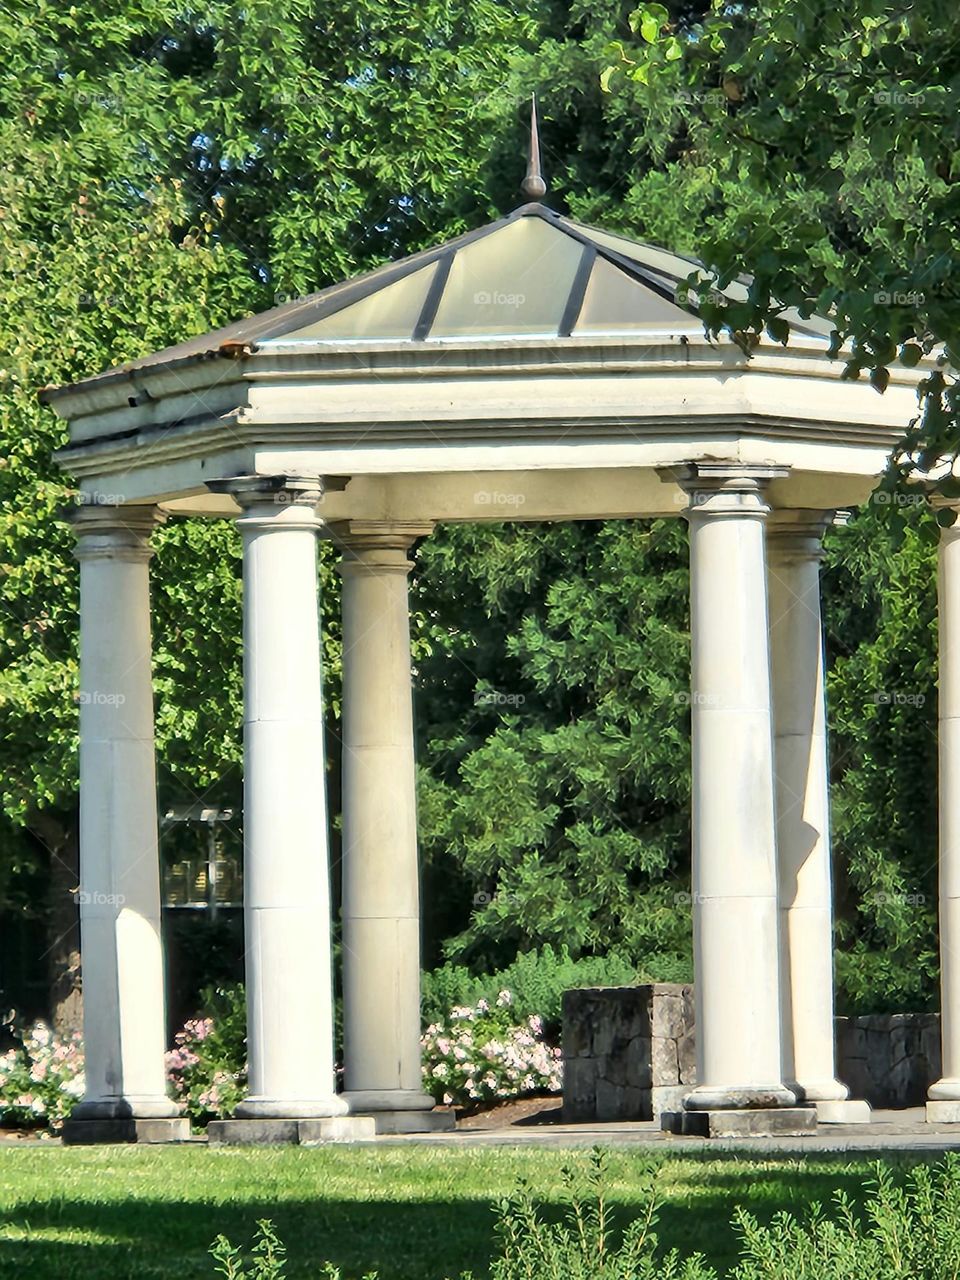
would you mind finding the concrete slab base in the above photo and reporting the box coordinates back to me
[207,1116,376,1146]
[816,1099,872,1124]
[362,1109,457,1135]
[662,1107,818,1138]
[926,1100,960,1123]
[62,1116,191,1145]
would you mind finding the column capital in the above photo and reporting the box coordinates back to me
[330,521,434,574]
[660,463,789,519]
[206,473,342,506]
[206,474,346,533]
[767,509,833,562]
[69,503,166,563]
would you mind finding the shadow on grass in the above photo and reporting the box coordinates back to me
[0,1150,938,1280]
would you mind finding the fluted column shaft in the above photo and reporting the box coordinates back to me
[768,512,866,1122]
[220,476,345,1119]
[70,505,178,1122]
[929,510,960,1120]
[674,464,795,1112]
[336,522,434,1113]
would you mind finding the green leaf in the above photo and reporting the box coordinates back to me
[640,12,661,43]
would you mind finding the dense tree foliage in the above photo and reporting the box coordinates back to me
[0,0,539,1022]
[415,520,692,977]
[605,0,960,472]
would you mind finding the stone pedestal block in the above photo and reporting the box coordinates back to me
[62,1117,190,1145]
[664,1107,817,1138]
[363,1109,456,1135]
[207,1116,376,1145]
[927,1100,960,1123]
[835,1012,940,1108]
[815,1098,871,1124]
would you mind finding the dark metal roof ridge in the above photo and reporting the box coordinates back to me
[558,244,596,338]
[412,251,455,341]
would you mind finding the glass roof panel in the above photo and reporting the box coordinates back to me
[573,257,701,333]
[429,218,582,338]
[286,260,439,341]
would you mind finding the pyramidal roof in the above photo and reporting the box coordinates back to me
[60,202,833,392]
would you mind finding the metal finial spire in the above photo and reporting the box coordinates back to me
[521,95,547,201]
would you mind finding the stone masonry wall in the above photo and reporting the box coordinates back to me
[835,1013,941,1109]
[562,984,696,1123]
[562,986,941,1119]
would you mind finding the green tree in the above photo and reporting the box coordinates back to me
[604,0,960,464]
[414,519,693,977]
[0,0,540,1025]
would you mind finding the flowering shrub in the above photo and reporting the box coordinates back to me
[421,989,562,1109]
[0,1021,84,1130]
[422,946,642,1030]
[165,984,247,1122]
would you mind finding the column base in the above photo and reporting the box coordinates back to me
[663,1107,817,1138]
[341,1090,456,1133]
[62,1117,190,1145]
[926,1100,960,1123]
[815,1099,872,1124]
[792,1077,850,1102]
[927,1076,960,1101]
[68,1096,182,1120]
[207,1116,376,1146]
[234,1096,348,1120]
[682,1083,797,1111]
[926,1076,960,1120]
[342,1089,436,1112]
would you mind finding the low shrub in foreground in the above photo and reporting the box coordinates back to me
[211,1152,960,1279]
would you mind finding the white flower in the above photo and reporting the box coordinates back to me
[64,1074,85,1098]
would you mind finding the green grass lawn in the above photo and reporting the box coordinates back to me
[0,1143,937,1279]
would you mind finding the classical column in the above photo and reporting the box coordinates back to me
[768,511,869,1124]
[929,506,960,1122]
[668,463,812,1136]
[64,504,187,1144]
[334,521,453,1133]
[205,476,370,1142]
